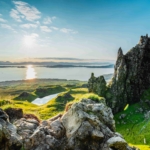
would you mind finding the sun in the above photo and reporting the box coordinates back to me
[23,34,38,47]
[23,35,34,47]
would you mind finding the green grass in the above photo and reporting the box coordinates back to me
[13,85,66,102]
[113,88,150,147]
[130,144,150,150]
[1,80,150,149]
[0,79,86,99]
[0,79,86,120]
[39,88,89,119]
[35,85,66,98]
[115,102,150,147]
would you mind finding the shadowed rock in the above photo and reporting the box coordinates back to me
[88,34,150,113]
[5,108,23,123]
[0,108,22,150]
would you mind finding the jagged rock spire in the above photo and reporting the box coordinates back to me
[88,74,106,97]
[117,47,123,58]
[88,35,150,113]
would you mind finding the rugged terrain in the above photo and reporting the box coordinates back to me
[88,34,150,113]
[0,98,134,150]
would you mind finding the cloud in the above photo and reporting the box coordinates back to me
[30,33,39,38]
[40,26,52,32]
[43,16,56,24]
[11,1,41,22]
[20,23,38,28]
[60,28,78,34]
[51,26,59,30]
[34,57,84,60]
[10,9,22,22]
[0,24,16,33]
[23,33,39,40]
[0,18,7,23]
[1,24,14,30]
[33,57,101,61]
[0,14,2,16]
[52,16,56,19]
[43,17,52,24]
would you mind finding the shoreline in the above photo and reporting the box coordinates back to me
[0,78,86,86]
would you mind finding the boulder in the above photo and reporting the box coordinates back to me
[0,99,134,150]
[107,137,127,150]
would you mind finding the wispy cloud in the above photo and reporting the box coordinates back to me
[0,24,16,32]
[43,16,56,24]
[60,28,78,34]
[20,23,38,28]
[11,1,41,22]
[34,57,84,60]
[10,9,22,22]
[34,57,100,61]
[0,18,7,23]
[27,33,39,38]
[40,26,52,32]
[51,26,59,30]
[33,57,111,62]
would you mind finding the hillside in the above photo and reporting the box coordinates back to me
[88,34,150,149]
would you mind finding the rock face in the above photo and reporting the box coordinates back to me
[88,34,150,113]
[0,99,134,150]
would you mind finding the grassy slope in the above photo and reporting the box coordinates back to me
[0,79,87,119]
[114,88,150,149]
[0,87,101,119]
[1,80,150,149]
[115,103,150,143]
[0,79,86,99]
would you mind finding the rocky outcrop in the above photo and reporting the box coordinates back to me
[0,99,134,150]
[88,34,150,113]
[0,108,22,150]
[88,73,107,97]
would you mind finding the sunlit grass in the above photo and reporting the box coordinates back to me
[1,82,150,148]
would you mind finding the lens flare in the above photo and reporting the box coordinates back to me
[124,104,129,111]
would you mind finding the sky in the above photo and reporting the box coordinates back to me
[0,0,150,62]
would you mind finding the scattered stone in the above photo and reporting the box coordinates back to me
[144,111,150,119]
[119,114,126,119]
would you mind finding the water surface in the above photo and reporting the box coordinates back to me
[32,93,60,105]
[0,65,114,82]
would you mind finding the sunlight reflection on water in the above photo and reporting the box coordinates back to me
[26,65,36,79]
